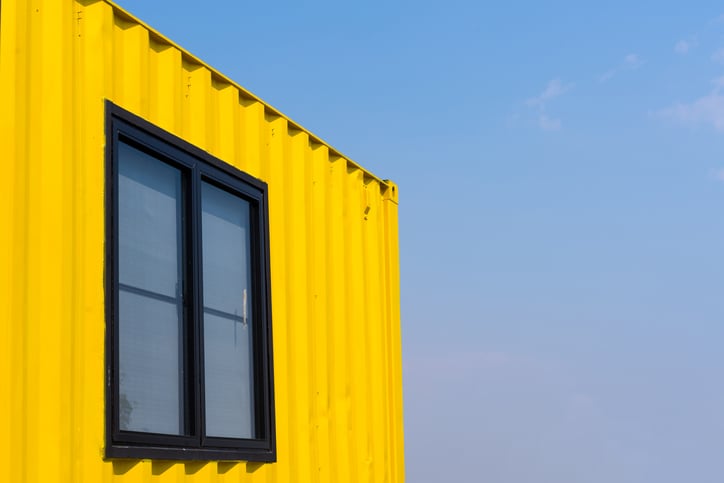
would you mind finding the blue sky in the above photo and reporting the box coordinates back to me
[117,1,724,481]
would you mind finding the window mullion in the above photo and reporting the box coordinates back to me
[190,164,205,446]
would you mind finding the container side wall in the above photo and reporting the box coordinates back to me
[2,1,404,482]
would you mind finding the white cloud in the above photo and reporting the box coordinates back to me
[599,69,616,83]
[712,48,724,64]
[523,79,571,131]
[674,39,698,54]
[675,40,692,54]
[526,78,572,107]
[655,77,724,131]
[599,53,643,82]
[624,53,642,66]
[712,168,724,181]
[538,114,561,131]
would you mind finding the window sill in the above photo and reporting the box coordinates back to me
[105,443,276,462]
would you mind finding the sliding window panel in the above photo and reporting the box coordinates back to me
[201,182,255,439]
[117,142,186,435]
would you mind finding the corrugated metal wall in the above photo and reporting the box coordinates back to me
[0,1,404,481]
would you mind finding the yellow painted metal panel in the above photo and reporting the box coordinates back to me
[0,0,404,482]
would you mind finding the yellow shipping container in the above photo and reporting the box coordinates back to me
[0,1,404,481]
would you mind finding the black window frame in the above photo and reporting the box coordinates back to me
[104,101,276,462]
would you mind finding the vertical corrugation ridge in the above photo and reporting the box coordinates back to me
[23,2,40,480]
[326,154,352,480]
[281,117,299,476]
[206,77,221,157]
[305,134,320,483]
[182,61,210,149]
[291,126,313,479]
[208,79,239,170]
[79,3,109,482]
[238,97,262,180]
[376,184,394,483]
[310,141,331,482]
[362,179,378,483]
[70,0,84,479]
[148,36,182,136]
[112,12,148,116]
[1,2,28,481]
[266,113,290,483]
[0,0,11,471]
[59,1,75,480]
[343,164,364,482]
[30,0,66,479]
[364,178,386,482]
[256,105,273,483]
[383,187,404,483]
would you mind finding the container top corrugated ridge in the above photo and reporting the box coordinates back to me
[106,0,392,188]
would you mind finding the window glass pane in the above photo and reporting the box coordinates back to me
[203,312,254,438]
[201,182,252,315]
[118,142,184,435]
[201,182,254,438]
[118,142,181,297]
[119,290,184,434]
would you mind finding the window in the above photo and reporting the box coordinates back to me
[105,102,275,462]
